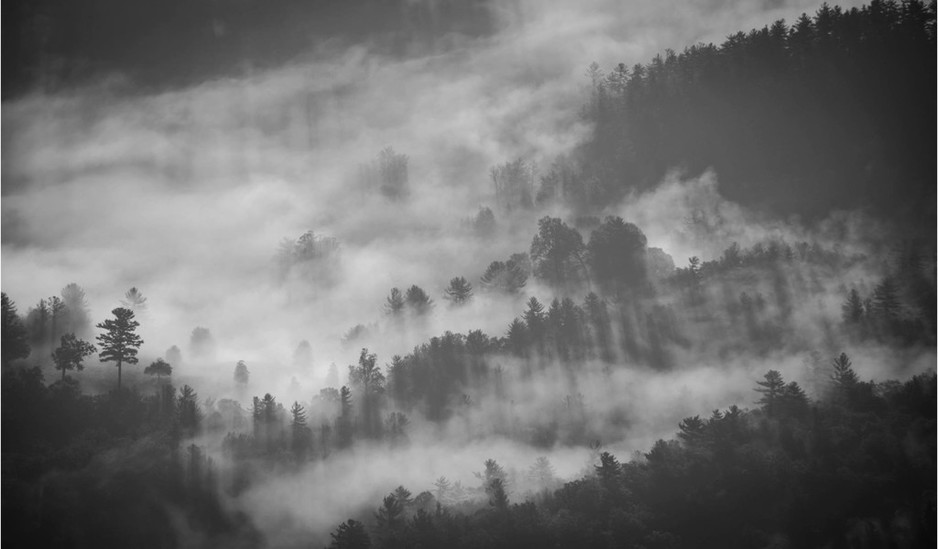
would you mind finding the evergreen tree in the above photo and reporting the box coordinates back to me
[1,292,30,367]
[234,360,250,385]
[831,352,858,389]
[443,277,473,305]
[523,297,546,340]
[189,327,215,359]
[530,216,588,291]
[60,283,91,337]
[586,216,648,296]
[51,333,97,381]
[120,287,148,312]
[165,345,183,367]
[290,401,309,460]
[480,259,528,294]
[375,493,404,529]
[46,296,66,351]
[177,385,201,433]
[337,386,354,448]
[487,477,509,511]
[144,358,173,384]
[328,519,371,549]
[841,287,865,324]
[405,285,434,315]
[505,318,528,357]
[871,277,901,320]
[473,207,496,238]
[96,307,144,390]
[755,370,786,416]
[385,288,405,316]
[349,348,385,438]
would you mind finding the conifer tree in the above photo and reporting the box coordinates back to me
[96,307,144,390]
[52,333,97,381]
[1,292,30,367]
[443,277,473,305]
[755,370,786,416]
[144,358,173,384]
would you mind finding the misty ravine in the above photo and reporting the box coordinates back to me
[2,1,935,548]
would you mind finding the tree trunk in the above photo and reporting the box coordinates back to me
[62,367,66,382]
[117,359,122,390]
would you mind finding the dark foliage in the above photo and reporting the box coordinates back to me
[577,1,935,229]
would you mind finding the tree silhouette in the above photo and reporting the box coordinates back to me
[52,333,97,381]
[755,370,786,416]
[586,216,648,296]
[530,216,588,291]
[189,327,215,359]
[290,401,309,460]
[385,288,405,316]
[234,360,250,385]
[144,358,173,384]
[328,519,371,549]
[60,283,91,337]
[1,292,30,367]
[177,385,201,433]
[480,257,528,294]
[46,296,66,351]
[96,308,144,390]
[831,352,858,390]
[349,348,385,437]
[165,345,182,366]
[473,207,496,238]
[405,285,434,315]
[443,277,473,305]
[120,287,147,312]
[841,288,865,324]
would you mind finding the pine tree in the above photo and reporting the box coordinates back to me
[505,318,528,357]
[831,352,858,388]
[120,287,148,312]
[60,283,91,337]
[46,296,65,351]
[290,401,309,459]
[328,519,371,549]
[177,385,201,433]
[755,370,786,416]
[871,277,901,323]
[96,307,144,390]
[586,216,648,296]
[405,285,434,315]
[841,288,865,324]
[385,288,405,316]
[349,348,385,437]
[234,360,250,385]
[144,358,173,384]
[51,333,97,381]
[337,386,353,448]
[523,297,546,339]
[443,277,473,305]
[1,292,30,367]
[530,216,588,291]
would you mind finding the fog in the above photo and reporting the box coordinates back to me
[6,0,924,545]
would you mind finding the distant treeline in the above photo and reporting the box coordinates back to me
[326,365,936,549]
[551,0,935,227]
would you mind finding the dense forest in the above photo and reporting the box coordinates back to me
[2,1,935,548]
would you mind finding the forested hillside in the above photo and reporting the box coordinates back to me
[1,1,934,548]
[560,1,935,225]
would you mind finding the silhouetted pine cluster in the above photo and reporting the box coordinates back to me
[1,366,260,547]
[326,365,936,549]
[564,0,935,225]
